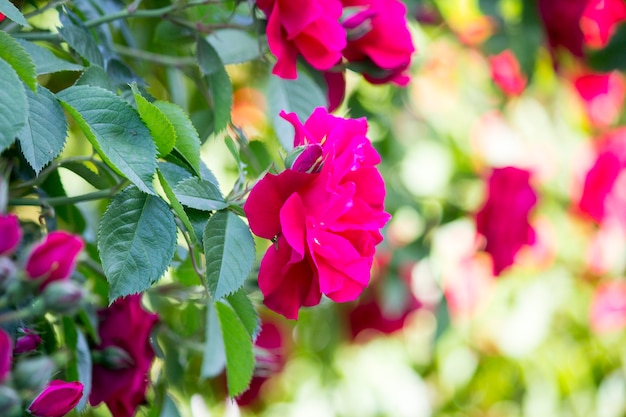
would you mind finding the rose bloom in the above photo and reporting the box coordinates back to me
[590,280,626,333]
[0,213,21,255]
[0,328,12,383]
[578,128,626,225]
[244,107,390,319]
[488,49,527,96]
[573,71,626,127]
[581,0,626,49]
[537,0,587,57]
[24,231,84,289]
[90,295,158,417]
[257,0,346,79]
[476,167,537,275]
[341,0,415,86]
[28,380,83,417]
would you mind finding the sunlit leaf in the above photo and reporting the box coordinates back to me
[0,58,27,153]
[0,31,36,91]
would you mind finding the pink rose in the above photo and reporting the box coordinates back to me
[0,328,12,383]
[341,0,415,85]
[590,280,626,333]
[89,295,158,417]
[257,0,346,79]
[573,71,626,127]
[581,0,626,49]
[244,107,390,319]
[537,0,587,58]
[14,329,42,354]
[0,214,21,256]
[28,380,84,417]
[24,231,84,289]
[476,167,537,275]
[488,49,527,96]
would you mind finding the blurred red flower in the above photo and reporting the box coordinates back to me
[581,0,626,49]
[0,214,21,256]
[257,0,346,79]
[0,328,12,383]
[28,380,83,417]
[488,49,527,96]
[590,280,626,333]
[90,295,158,417]
[573,71,625,128]
[476,167,537,275]
[244,107,390,319]
[537,0,587,57]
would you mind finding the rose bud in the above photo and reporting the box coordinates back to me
[0,329,12,383]
[14,329,42,354]
[41,281,85,315]
[24,231,83,289]
[28,380,84,417]
[0,214,21,256]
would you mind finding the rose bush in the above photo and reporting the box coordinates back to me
[244,107,390,319]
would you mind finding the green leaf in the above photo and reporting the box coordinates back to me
[0,0,29,27]
[75,65,112,90]
[215,301,255,397]
[57,85,157,194]
[0,58,27,153]
[17,86,68,174]
[98,186,177,302]
[132,86,176,157]
[206,29,261,65]
[58,11,105,67]
[226,289,260,339]
[15,39,84,75]
[157,169,197,243]
[75,330,92,411]
[173,177,226,211]
[203,210,255,300]
[153,101,201,176]
[197,39,232,133]
[268,71,327,150]
[201,298,226,378]
[0,31,36,91]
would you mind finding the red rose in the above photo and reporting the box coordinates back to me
[341,0,415,85]
[89,295,158,417]
[244,107,390,319]
[476,167,537,275]
[24,231,84,289]
[28,380,83,417]
[0,328,12,383]
[0,214,21,256]
[488,49,527,96]
[537,0,587,57]
[581,0,626,49]
[257,0,346,79]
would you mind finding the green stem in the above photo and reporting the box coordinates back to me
[0,306,37,325]
[8,182,126,207]
[112,44,197,67]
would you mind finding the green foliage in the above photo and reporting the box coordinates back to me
[0,58,27,152]
[0,31,36,91]
[132,86,177,157]
[197,39,233,134]
[15,39,83,75]
[98,186,177,301]
[174,177,226,211]
[0,0,28,26]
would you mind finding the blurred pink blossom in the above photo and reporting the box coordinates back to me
[488,49,527,96]
[573,71,625,127]
[0,214,21,256]
[580,0,626,49]
[590,280,626,333]
[0,328,12,383]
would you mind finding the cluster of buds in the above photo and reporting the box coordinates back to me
[0,213,85,417]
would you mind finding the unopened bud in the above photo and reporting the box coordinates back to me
[0,386,21,417]
[14,356,55,391]
[285,144,324,173]
[94,346,135,370]
[14,330,42,354]
[42,281,85,315]
[341,6,376,41]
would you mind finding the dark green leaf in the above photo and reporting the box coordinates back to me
[153,101,201,176]
[75,330,92,411]
[58,11,105,67]
[0,31,36,91]
[132,86,176,157]
[206,29,261,65]
[0,58,27,152]
[215,301,255,397]
[173,177,226,211]
[226,289,259,339]
[57,85,157,194]
[157,169,197,243]
[201,298,226,378]
[18,86,67,174]
[268,71,327,150]
[98,186,177,302]
[75,65,112,90]
[197,39,232,133]
[0,0,29,26]
[588,22,626,71]
[15,39,84,75]
[203,210,255,300]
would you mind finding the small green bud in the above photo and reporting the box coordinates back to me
[13,356,55,391]
[42,281,85,315]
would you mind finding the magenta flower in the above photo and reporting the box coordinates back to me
[573,71,625,128]
[28,380,83,417]
[244,107,390,319]
[590,281,626,333]
[0,214,21,256]
[581,0,626,49]
[90,295,158,417]
[488,49,527,96]
[14,329,42,354]
[24,231,84,289]
[476,167,537,275]
[537,0,587,58]
[0,328,12,383]
[257,0,346,79]
[341,0,415,86]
